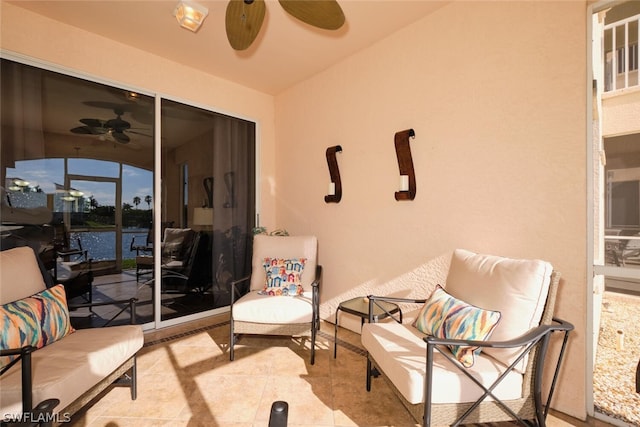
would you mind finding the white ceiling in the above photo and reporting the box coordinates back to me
[9,0,448,95]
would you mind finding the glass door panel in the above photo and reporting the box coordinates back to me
[159,98,256,323]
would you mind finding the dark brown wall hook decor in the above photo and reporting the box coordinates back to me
[394,128,416,201]
[324,145,342,203]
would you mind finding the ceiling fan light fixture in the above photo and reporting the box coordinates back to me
[174,1,209,32]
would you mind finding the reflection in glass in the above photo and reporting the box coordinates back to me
[159,99,256,321]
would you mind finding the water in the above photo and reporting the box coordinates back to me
[70,228,149,261]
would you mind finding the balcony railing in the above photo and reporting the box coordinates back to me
[604,13,640,92]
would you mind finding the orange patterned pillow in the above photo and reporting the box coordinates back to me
[0,285,75,368]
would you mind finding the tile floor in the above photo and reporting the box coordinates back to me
[67,316,614,427]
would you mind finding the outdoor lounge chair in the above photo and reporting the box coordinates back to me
[361,249,574,427]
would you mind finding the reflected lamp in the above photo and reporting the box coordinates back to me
[193,207,214,226]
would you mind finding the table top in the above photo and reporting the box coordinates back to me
[338,296,401,318]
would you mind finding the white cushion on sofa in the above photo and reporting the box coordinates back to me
[0,325,143,417]
[444,249,552,373]
[0,247,46,304]
[232,290,313,324]
[361,322,523,405]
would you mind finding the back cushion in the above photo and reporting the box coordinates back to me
[0,247,47,304]
[250,235,318,292]
[445,249,552,372]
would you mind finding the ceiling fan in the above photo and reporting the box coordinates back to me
[225,0,345,51]
[70,109,149,144]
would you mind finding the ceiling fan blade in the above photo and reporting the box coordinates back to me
[105,117,131,131]
[225,0,266,51]
[79,118,105,128]
[279,0,345,30]
[112,130,130,144]
[71,125,107,135]
[70,126,94,135]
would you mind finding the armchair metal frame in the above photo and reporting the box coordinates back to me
[0,298,138,417]
[365,272,574,427]
[229,265,322,365]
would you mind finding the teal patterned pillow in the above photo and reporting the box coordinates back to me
[415,285,501,368]
[259,257,306,296]
[0,285,75,368]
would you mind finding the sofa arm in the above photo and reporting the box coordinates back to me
[1,346,35,414]
[423,318,574,425]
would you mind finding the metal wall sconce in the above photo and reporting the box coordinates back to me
[324,145,342,203]
[394,128,416,201]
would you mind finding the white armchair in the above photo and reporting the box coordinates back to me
[229,235,321,364]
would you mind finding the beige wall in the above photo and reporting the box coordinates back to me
[275,1,587,419]
[2,0,589,420]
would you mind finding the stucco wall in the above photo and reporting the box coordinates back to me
[275,1,587,419]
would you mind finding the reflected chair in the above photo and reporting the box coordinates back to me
[131,227,153,281]
[161,232,212,294]
[229,235,321,364]
[132,225,191,282]
[41,222,93,303]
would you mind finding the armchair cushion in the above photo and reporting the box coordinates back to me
[414,285,501,368]
[258,257,306,296]
[0,284,74,368]
[445,249,552,372]
[232,290,314,324]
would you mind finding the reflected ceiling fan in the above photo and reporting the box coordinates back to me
[70,108,150,144]
[225,0,345,51]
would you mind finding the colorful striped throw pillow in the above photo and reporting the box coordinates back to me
[0,284,75,368]
[414,285,501,368]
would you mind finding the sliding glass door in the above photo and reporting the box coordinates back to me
[0,57,256,329]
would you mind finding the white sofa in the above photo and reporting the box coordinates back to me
[361,249,573,426]
[0,246,144,421]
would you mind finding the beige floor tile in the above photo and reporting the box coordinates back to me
[66,318,612,427]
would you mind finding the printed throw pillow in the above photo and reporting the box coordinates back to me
[259,257,307,296]
[0,284,75,368]
[414,285,501,368]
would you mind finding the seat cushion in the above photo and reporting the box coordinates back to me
[232,290,314,324]
[0,247,47,304]
[444,249,552,373]
[361,322,523,405]
[0,324,143,417]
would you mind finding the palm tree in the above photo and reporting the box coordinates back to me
[144,195,152,209]
[133,196,141,209]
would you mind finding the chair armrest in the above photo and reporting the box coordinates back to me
[423,317,574,350]
[230,275,251,305]
[68,298,138,326]
[0,346,35,413]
